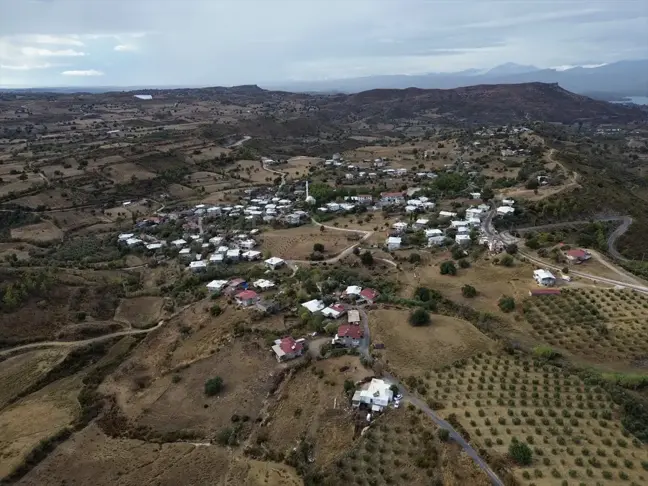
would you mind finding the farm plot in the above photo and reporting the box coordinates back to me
[113,296,165,329]
[229,160,271,183]
[0,374,83,479]
[260,225,358,260]
[105,336,279,441]
[11,188,83,210]
[523,288,648,366]
[255,356,371,466]
[0,173,43,197]
[368,309,494,377]
[9,220,63,242]
[0,348,70,408]
[101,162,156,183]
[315,407,491,486]
[421,352,648,486]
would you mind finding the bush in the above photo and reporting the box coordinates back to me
[313,243,325,253]
[509,440,533,465]
[210,304,222,316]
[458,258,471,269]
[440,261,457,275]
[409,308,431,327]
[462,284,477,298]
[498,296,516,313]
[500,254,514,267]
[438,429,450,442]
[506,243,518,255]
[205,376,224,396]
[408,253,421,264]
[360,251,374,265]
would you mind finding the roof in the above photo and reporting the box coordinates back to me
[530,288,562,295]
[228,278,246,287]
[534,269,555,280]
[265,257,285,265]
[206,280,228,290]
[360,288,379,301]
[276,336,304,355]
[348,310,360,322]
[566,249,589,258]
[344,285,362,296]
[302,299,325,313]
[236,290,259,300]
[337,324,364,339]
[387,236,401,244]
[381,192,404,197]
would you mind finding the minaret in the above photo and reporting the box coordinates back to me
[305,180,315,204]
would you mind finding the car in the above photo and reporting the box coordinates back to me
[394,401,400,408]
[395,393,403,400]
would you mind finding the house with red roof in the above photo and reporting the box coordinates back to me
[321,303,346,319]
[271,336,305,362]
[333,324,364,348]
[235,289,259,307]
[359,288,379,304]
[565,248,591,264]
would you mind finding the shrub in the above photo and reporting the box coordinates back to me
[458,258,470,269]
[498,296,516,313]
[500,254,514,267]
[462,284,477,298]
[438,429,450,442]
[313,243,325,253]
[440,261,457,275]
[204,376,224,396]
[210,304,222,316]
[409,308,431,327]
[509,440,533,465]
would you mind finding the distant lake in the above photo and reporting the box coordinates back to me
[611,96,648,105]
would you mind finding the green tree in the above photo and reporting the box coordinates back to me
[462,284,477,298]
[438,428,451,442]
[505,243,518,255]
[498,296,516,313]
[500,254,514,267]
[360,251,374,265]
[509,440,533,465]
[205,376,224,396]
[313,243,324,253]
[409,308,431,327]
[440,261,457,275]
[210,304,222,316]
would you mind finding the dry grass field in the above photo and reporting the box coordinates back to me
[0,174,43,197]
[18,422,303,485]
[260,225,358,260]
[316,407,491,486]
[10,221,63,242]
[11,188,79,209]
[231,160,271,183]
[0,374,82,478]
[368,309,494,377]
[104,335,279,441]
[257,356,372,466]
[421,352,648,486]
[101,162,157,183]
[523,288,648,367]
[0,348,70,408]
[114,296,165,329]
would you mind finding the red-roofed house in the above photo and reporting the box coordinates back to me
[359,288,379,304]
[565,249,591,263]
[321,303,346,319]
[380,192,405,205]
[235,290,259,307]
[271,336,305,362]
[333,324,364,347]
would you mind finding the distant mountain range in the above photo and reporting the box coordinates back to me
[265,60,648,99]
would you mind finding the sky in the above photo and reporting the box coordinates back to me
[0,0,646,87]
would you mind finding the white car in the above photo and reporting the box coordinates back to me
[394,401,400,408]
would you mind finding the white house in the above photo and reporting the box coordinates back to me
[428,235,446,246]
[301,299,325,314]
[534,269,556,286]
[209,253,224,264]
[497,206,515,216]
[455,234,471,245]
[188,261,207,272]
[146,243,164,251]
[343,285,362,297]
[380,192,405,205]
[322,303,346,319]
[351,378,394,412]
[118,233,134,241]
[226,249,241,261]
[206,280,229,292]
[386,236,402,251]
[414,219,429,229]
[439,211,457,218]
[239,239,256,250]
[265,257,285,270]
[392,222,408,233]
[125,238,143,247]
[253,279,275,290]
[172,239,187,248]
[450,220,469,229]
[502,198,515,206]
[405,205,417,213]
[179,248,192,258]
[242,250,262,261]
[466,208,484,219]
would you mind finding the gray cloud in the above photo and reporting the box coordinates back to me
[0,0,645,86]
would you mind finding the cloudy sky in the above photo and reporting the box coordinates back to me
[0,0,646,87]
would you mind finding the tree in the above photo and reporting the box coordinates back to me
[343,379,356,395]
[440,261,457,276]
[414,286,432,302]
[313,243,325,253]
[438,428,450,442]
[205,376,224,396]
[509,440,533,465]
[458,258,470,269]
[481,186,494,201]
[360,251,374,265]
[498,296,516,313]
[505,243,518,255]
[500,254,514,267]
[210,304,222,316]
[408,253,421,264]
[462,284,477,298]
[409,308,431,327]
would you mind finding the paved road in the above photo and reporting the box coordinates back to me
[0,320,165,357]
[483,208,648,293]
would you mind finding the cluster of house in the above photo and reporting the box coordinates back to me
[321,151,438,183]
[495,198,516,216]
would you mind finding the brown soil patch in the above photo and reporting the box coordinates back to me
[114,297,165,329]
[260,225,357,260]
[368,309,494,377]
[258,356,372,465]
[10,221,63,242]
[101,162,156,183]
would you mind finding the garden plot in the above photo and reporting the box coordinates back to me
[523,288,648,366]
[10,220,63,242]
[101,162,156,184]
[420,352,648,486]
[260,225,357,260]
[316,407,490,486]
